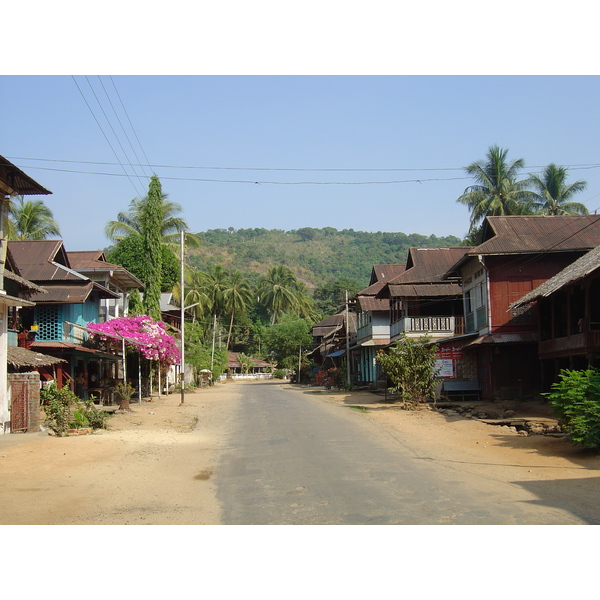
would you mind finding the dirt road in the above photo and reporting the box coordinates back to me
[1,380,599,525]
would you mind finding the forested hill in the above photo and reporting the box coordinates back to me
[187,227,464,289]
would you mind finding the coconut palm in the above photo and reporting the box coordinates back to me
[257,265,302,325]
[222,271,253,349]
[105,193,200,249]
[529,164,588,215]
[8,196,61,240]
[457,145,535,232]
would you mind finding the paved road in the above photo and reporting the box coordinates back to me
[215,381,584,524]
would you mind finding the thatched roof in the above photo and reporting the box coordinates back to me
[7,346,66,369]
[512,245,600,309]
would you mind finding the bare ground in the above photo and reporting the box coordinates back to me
[1,380,599,525]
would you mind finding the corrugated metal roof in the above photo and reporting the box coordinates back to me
[8,240,82,282]
[31,341,99,354]
[0,156,52,196]
[388,247,471,285]
[512,244,600,308]
[387,283,462,297]
[356,297,389,312]
[67,251,144,290]
[370,264,406,284]
[465,332,538,346]
[476,215,600,256]
[26,281,119,303]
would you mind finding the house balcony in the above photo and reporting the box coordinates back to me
[539,330,600,359]
[356,323,391,346]
[391,316,465,340]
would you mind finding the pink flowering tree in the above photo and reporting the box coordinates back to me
[87,315,181,365]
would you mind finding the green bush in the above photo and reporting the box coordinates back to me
[70,407,89,429]
[273,369,286,379]
[82,400,111,430]
[376,335,440,409]
[41,384,79,436]
[543,368,600,448]
[42,383,112,434]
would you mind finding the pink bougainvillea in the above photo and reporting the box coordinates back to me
[87,315,181,365]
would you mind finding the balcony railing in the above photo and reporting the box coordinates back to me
[392,316,464,338]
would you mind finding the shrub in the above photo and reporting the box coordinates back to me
[376,335,440,409]
[543,368,600,448]
[41,384,79,436]
[114,380,136,410]
[273,369,286,379]
[82,400,111,430]
[42,384,112,434]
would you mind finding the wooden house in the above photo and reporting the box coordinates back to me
[8,240,125,393]
[0,156,52,433]
[378,247,470,343]
[441,215,600,400]
[353,264,405,386]
[511,243,600,390]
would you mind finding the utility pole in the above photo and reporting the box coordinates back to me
[345,289,351,387]
[180,231,185,405]
[210,313,217,374]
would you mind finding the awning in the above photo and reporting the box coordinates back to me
[465,332,538,347]
[326,349,346,357]
[0,291,35,308]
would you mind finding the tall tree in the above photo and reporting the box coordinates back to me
[222,271,253,349]
[104,195,200,249]
[257,265,303,325]
[529,164,588,215]
[8,196,61,240]
[457,145,535,233]
[141,176,164,320]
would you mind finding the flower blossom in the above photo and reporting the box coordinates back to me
[87,315,181,365]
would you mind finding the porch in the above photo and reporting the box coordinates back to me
[391,316,465,339]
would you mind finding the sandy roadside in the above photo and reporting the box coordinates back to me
[0,382,240,525]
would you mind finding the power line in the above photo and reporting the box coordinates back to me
[82,76,146,197]
[96,76,151,183]
[7,155,600,174]
[0,164,479,186]
[108,76,154,179]
[71,76,145,198]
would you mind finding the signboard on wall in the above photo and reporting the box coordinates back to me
[436,359,454,378]
[437,345,463,360]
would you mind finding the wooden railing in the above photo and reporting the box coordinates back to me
[392,316,465,338]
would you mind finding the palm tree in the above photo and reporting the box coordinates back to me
[105,192,200,249]
[257,265,303,325]
[457,145,535,233]
[529,164,588,215]
[222,271,253,349]
[292,280,319,322]
[8,196,61,240]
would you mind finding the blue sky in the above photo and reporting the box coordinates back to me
[3,75,600,252]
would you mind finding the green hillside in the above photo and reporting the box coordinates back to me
[187,227,464,289]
